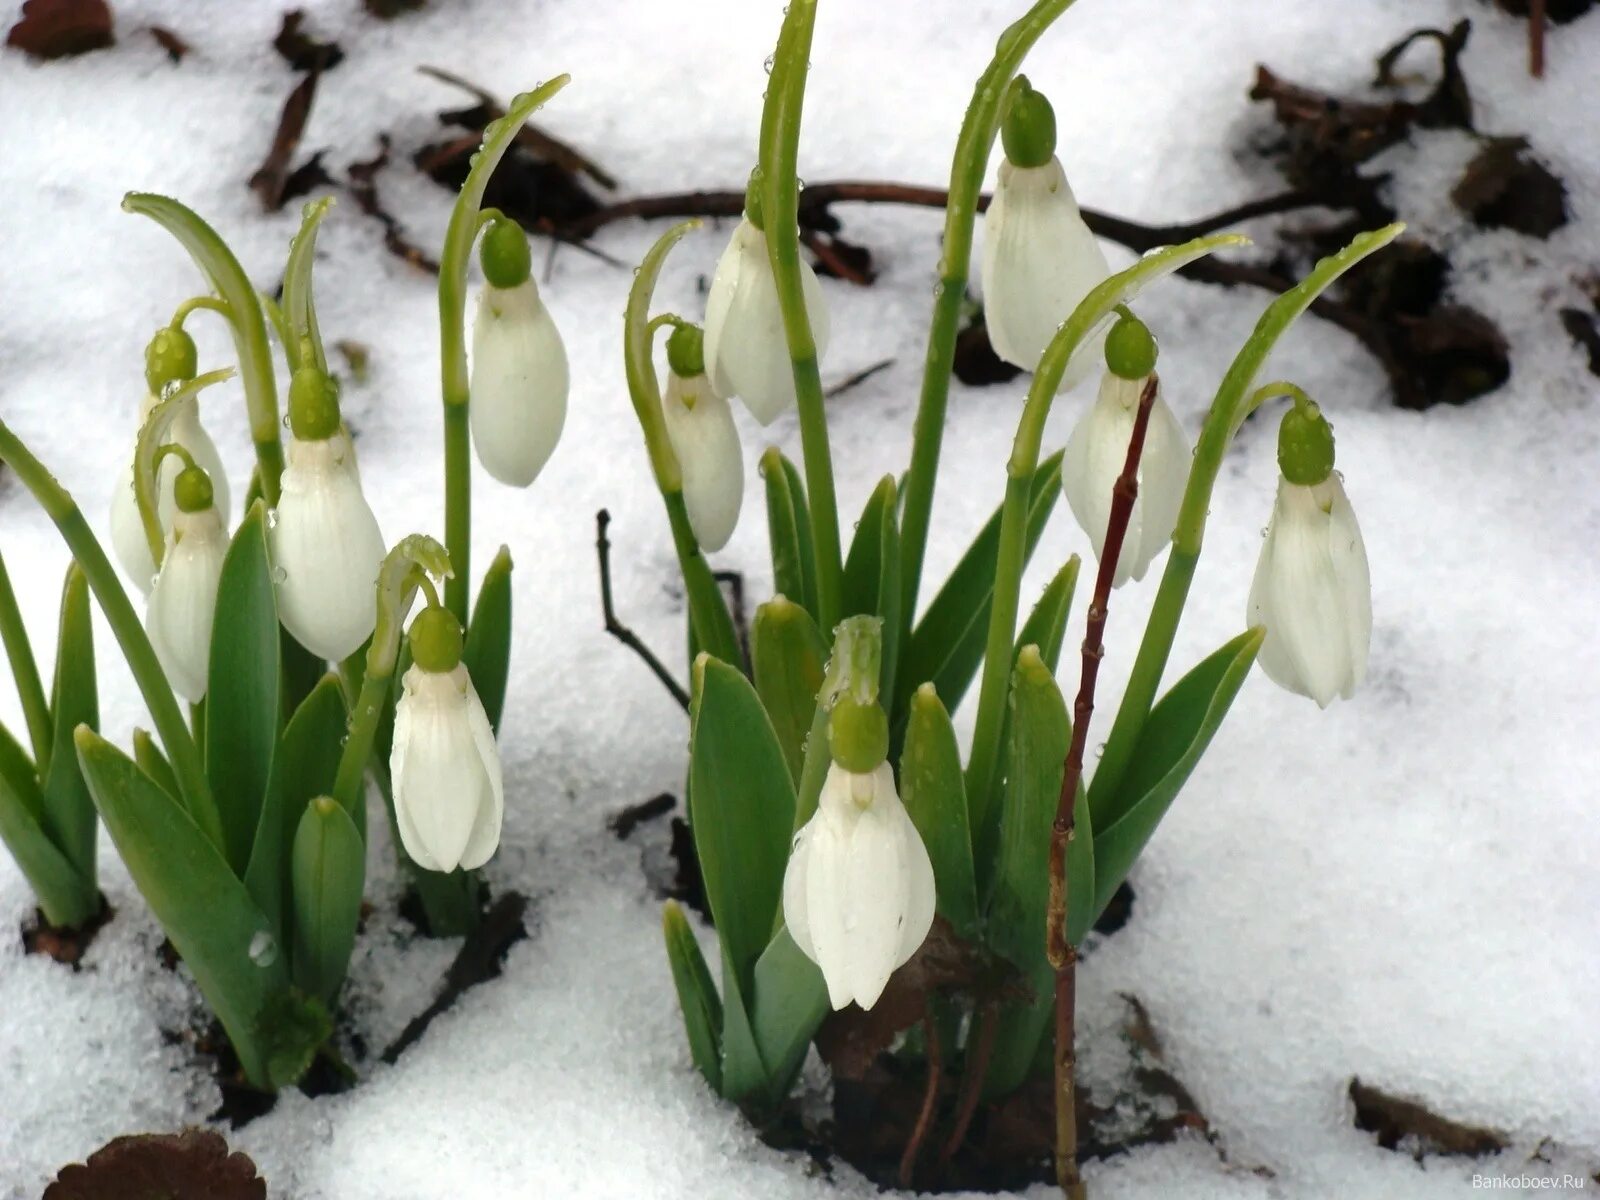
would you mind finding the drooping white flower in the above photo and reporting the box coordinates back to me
[1062,371,1189,588]
[703,217,830,426]
[782,760,936,1011]
[145,505,228,703]
[661,368,743,552]
[269,434,385,662]
[470,278,569,487]
[981,156,1110,390]
[1248,473,1371,707]
[391,662,503,872]
[110,393,230,595]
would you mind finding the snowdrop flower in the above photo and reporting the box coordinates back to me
[783,693,935,1011]
[144,460,227,703]
[1248,400,1371,707]
[111,327,230,594]
[980,77,1110,389]
[702,179,831,425]
[469,217,569,487]
[1062,314,1188,587]
[391,605,504,873]
[661,323,743,552]
[270,363,385,662]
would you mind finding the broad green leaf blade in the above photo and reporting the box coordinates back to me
[281,628,326,721]
[717,944,770,1105]
[895,451,1063,722]
[208,501,283,874]
[688,656,797,995]
[464,546,513,735]
[75,727,309,1089]
[662,900,723,1093]
[290,795,364,1003]
[900,684,979,940]
[0,547,52,769]
[1092,628,1262,919]
[133,729,179,799]
[841,476,901,702]
[0,722,96,927]
[40,564,97,878]
[982,646,1080,1099]
[751,598,827,785]
[247,674,348,939]
[1017,555,1081,675]
[750,925,828,1104]
[760,448,818,621]
[790,686,832,835]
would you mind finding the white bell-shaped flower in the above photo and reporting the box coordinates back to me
[703,216,830,426]
[1063,370,1189,588]
[469,277,569,487]
[782,759,936,1011]
[145,493,227,704]
[110,392,230,595]
[1248,472,1371,708]
[661,324,744,553]
[270,433,385,662]
[391,654,504,873]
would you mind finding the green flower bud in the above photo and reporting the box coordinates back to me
[828,696,889,773]
[1104,312,1158,380]
[666,322,706,379]
[480,217,532,289]
[409,604,464,674]
[1277,400,1336,486]
[173,464,214,514]
[744,167,766,231]
[288,364,342,442]
[1000,76,1057,169]
[145,325,198,394]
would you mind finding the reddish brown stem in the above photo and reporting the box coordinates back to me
[898,1009,944,1189]
[1046,374,1161,1199]
[940,1001,999,1163]
[1529,0,1546,78]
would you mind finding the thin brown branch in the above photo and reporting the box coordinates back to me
[1529,0,1546,78]
[940,1000,999,1163]
[898,1008,944,1189]
[1046,374,1161,1200]
[595,510,690,712]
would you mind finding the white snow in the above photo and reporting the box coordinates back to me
[2,0,1598,1196]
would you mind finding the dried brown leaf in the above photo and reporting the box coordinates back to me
[44,1130,266,1200]
[5,0,113,59]
[273,9,343,72]
[1350,1077,1509,1159]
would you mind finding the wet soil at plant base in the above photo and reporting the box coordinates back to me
[20,895,113,966]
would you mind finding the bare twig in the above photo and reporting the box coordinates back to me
[595,510,690,712]
[1529,0,1546,78]
[898,1008,944,1189]
[1046,374,1161,1199]
[825,357,896,399]
[940,1000,999,1163]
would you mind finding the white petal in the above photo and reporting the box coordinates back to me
[889,807,937,969]
[702,218,829,426]
[661,372,744,551]
[781,822,818,960]
[144,509,227,703]
[270,437,386,662]
[1063,374,1136,583]
[455,666,505,870]
[110,462,157,595]
[838,791,911,1011]
[1124,386,1189,584]
[470,280,569,487]
[980,157,1110,389]
[390,665,496,873]
[801,810,855,1010]
[1319,475,1372,699]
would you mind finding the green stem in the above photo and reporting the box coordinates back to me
[899,0,1079,633]
[171,295,232,328]
[759,0,843,634]
[0,550,52,770]
[964,235,1245,820]
[442,401,472,623]
[0,419,224,851]
[1088,225,1403,820]
[333,671,389,818]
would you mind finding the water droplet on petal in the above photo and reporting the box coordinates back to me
[248,930,278,966]
[272,566,288,584]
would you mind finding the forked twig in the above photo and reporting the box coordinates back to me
[595,510,690,712]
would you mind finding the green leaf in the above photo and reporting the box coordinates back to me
[281,197,333,374]
[688,656,797,995]
[900,684,979,940]
[464,546,513,735]
[1016,555,1081,675]
[661,900,723,1093]
[247,674,348,939]
[716,945,770,1104]
[289,795,364,1003]
[895,451,1063,722]
[0,722,97,928]
[207,501,283,874]
[1091,628,1262,919]
[133,729,179,799]
[40,563,97,879]
[280,628,326,721]
[75,727,313,1090]
[749,925,828,1104]
[751,598,827,785]
[841,476,902,702]
[760,448,818,620]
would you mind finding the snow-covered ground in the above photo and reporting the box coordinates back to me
[2,0,1597,1196]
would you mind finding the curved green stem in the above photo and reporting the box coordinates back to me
[1233,379,1315,438]
[0,550,52,769]
[1088,225,1403,820]
[758,0,843,635]
[133,369,235,568]
[436,76,571,624]
[964,234,1247,823]
[122,193,284,504]
[899,0,1079,632]
[171,295,232,328]
[0,419,223,851]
